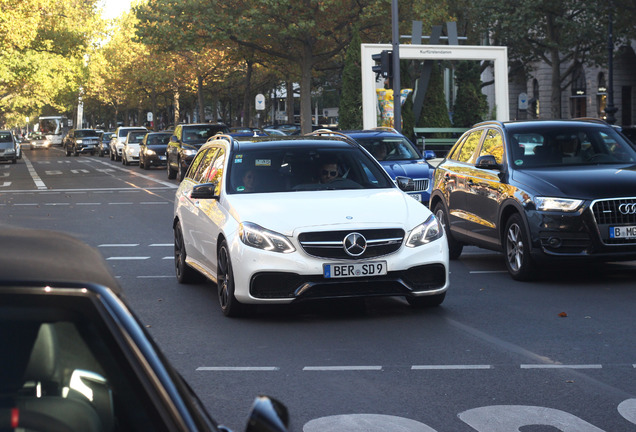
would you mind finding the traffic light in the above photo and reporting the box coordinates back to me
[372,50,393,79]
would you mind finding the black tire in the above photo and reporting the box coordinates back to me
[433,202,463,260]
[167,159,177,179]
[407,292,446,308]
[217,240,249,317]
[503,213,536,281]
[174,223,201,284]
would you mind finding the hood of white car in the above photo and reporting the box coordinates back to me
[225,189,431,236]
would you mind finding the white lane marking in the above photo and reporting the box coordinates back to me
[70,169,90,174]
[469,270,508,274]
[45,170,63,175]
[23,154,47,189]
[618,399,636,424]
[0,172,8,177]
[136,275,174,279]
[150,244,172,247]
[76,202,101,206]
[140,201,169,205]
[91,158,178,188]
[44,203,70,206]
[411,365,492,370]
[304,414,438,432]
[520,364,602,369]
[162,256,173,260]
[99,244,140,247]
[0,181,11,187]
[196,367,279,371]
[13,203,38,206]
[108,202,134,205]
[106,257,150,260]
[303,366,383,371]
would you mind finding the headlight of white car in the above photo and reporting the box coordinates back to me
[76,139,83,144]
[239,222,296,253]
[405,214,443,247]
[534,197,583,212]
[183,149,197,157]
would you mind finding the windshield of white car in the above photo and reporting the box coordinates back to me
[508,125,636,167]
[354,136,421,161]
[227,146,395,194]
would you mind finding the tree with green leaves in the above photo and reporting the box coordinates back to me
[416,62,451,129]
[338,29,363,130]
[452,61,488,127]
[470,0,630,119]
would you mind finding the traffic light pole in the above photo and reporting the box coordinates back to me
[391,0,401,132]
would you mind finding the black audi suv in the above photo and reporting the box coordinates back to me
[430,119,636,280]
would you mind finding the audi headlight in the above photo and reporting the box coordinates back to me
[406,214,443,247]
[239,222,295,253]
[146,149,156,156]
[534,197,583,212]
[76,139,83,144]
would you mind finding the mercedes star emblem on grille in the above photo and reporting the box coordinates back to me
[619,203,636,215]
[343,232,367,257]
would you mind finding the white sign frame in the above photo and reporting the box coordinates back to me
[361,44,509,129]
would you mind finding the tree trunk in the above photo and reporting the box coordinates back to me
[299,44,313,134]
[197,75,205,122]
[173,87,180,127]
[151,90,158,131]
[550,48,562,119]
[242,60,253,126]
[286,80,294,125]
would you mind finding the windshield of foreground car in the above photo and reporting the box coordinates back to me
[354,136,421,161]
[227,146,395,194]
[75,130,99,138]
[508,125,636,168]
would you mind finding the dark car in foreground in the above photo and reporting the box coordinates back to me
[0,226,289,432]
[430,119,636,280]
[140,131,172,169]
[167,123,230,181]
[312,128,437,205]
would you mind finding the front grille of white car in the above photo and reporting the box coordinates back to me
[298,229,404,260]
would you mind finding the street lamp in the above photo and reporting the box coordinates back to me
[604,11,618,125]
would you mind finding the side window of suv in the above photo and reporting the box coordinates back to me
[454,130,483,163]
[193,148,219,183]
[186,149,210,181]
[480,129,504,164]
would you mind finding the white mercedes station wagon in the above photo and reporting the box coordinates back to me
[173,134,449,317]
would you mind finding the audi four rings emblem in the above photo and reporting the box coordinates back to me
[343,232,367,256]
[619,203,636,215]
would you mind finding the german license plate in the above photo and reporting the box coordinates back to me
[159,156,166,160]
[409,193,422,202]
[323,261,387,278]
[610,226,636,239]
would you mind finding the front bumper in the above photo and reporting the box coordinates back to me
[528,199,636,261]
[229,235,449,304]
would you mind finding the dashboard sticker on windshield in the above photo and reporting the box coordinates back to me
[234,154,243,164]
[514,159,524,166]
[255,159,271,167]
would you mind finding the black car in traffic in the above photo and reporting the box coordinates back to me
[167,123,229,181]
[139,131,172,169]
[0,226,289,432]
[63,129,100,156]
[430,119,636,280]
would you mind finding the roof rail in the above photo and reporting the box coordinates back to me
[370,126,400,134]
[306,129,359,146]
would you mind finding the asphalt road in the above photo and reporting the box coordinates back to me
[2,147,636,431]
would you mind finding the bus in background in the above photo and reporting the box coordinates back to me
[38,115,69,146]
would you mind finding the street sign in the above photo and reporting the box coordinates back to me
[147,112,153,122]
[518,93,528,110]
[255,94,265,111]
